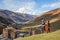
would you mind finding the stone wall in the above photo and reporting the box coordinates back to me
[2,27,16,40]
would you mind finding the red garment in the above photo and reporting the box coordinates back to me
[45,24,50,33]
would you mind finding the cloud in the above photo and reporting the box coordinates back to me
[16,1,60,15]
[16,7,26,13]
[3,0,35,11]
[16,1,36,15]
[41,2,60,9]
[16,7,36,15]
[3,0,37,15]
[2,0,60,15]
[3,0,19,11]
[38,2,60,15]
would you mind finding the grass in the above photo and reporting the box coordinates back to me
[15,30,60,40]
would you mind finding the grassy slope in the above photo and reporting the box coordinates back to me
[21,8,60,31]
[23,8,60,26]
[15,30,60,40]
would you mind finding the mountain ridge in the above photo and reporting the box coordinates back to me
[22,8,60,31]
[0,9,36,25]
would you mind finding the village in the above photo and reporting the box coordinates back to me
[0,20,50,40]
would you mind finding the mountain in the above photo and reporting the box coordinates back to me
[23,8,60,31]
[0,9,36,25]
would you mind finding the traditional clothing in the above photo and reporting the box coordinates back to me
[45,23,50,33]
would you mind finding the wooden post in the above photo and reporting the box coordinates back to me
[31,28,35,35]
[10,29,16,40]
[11,32,15,40]
[32,30,35,35]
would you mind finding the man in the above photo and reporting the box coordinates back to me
[41,20,45,33]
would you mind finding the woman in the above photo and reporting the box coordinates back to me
[45,20,50,33]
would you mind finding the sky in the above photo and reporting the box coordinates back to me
[0,0,60,15]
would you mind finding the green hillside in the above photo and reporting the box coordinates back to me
[15,30,60,40]
[22,8,60,31]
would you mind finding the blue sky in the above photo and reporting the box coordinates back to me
[0,0,60,15]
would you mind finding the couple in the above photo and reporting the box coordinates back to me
[41,20,50,33]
